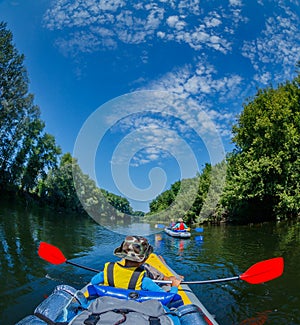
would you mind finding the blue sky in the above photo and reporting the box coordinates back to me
[1,0,299,212]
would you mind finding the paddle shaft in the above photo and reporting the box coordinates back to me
[38,242,284,285]
[66,260,100,273]
[66,259,240,284]
[153,276,240,285]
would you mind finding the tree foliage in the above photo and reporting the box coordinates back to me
[38,153,82,211]
[149,181,180,213]
[39,152,134,219]
[101,189,133,215]
[0,22,61,192]
[222,74,300,222]
[146,162,226,225]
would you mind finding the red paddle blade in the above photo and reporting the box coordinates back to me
[240,257,284,284]
[38,242,67,265]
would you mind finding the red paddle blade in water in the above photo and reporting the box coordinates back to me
[38,241,67,265]
[240,257,284,284]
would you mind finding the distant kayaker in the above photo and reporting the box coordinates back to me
[169,219,176,227]
[172,218,188,231]
[90,235,181,293]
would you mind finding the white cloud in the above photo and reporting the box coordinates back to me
[166,15,186,30]
[98,0,126,11]
[138,58,244,146]
[43,0,299,82]
[205,17,222,28]
[229,0,242,6]
[43,0,242,55]
[157,30,165,37]
[242,3,300,84]
[111,122,198,168]
[43,0,299,149]
[178,0,201,15]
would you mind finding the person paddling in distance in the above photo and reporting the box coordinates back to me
[169,219,176,228]
[90,235,182,293]
[172,218,188,231]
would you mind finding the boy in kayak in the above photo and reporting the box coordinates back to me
[90,235,181,293]
[172,218,188,231]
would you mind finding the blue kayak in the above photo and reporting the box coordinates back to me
[16,253,218,325]
[164,227,191,238]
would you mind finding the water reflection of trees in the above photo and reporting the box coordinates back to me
[273,221,300,256]
[0,200,97,294]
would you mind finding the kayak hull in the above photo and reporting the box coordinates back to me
[147,253,219,325]
[164,227,191,238]
[16,253,218,325]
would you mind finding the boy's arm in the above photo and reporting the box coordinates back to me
[91,271,104,285]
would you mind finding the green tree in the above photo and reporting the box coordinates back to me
[40,153,135,216]
[223,75,300,222]
[149,188,176,213]
[101,190,133,215]
[21,133,61,192]
[146,162,226,225]
[0,22,61,193]
[39,153,84,211]
[9,118,44,187]
[0,22,34,187]
[194,161,226,224]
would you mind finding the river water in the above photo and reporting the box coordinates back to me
[0,199,299,324]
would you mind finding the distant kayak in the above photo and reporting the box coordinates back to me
[164,227,191,238]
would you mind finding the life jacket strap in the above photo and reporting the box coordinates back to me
[107,262,115,287]
[128,266,144,289]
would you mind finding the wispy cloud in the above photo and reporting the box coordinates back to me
[43,0,299,85]
[43,0,242,56]
[140,59,242,138]
[48,0,300,166]
[109,110,203,167]
[242,2,300,84]
[229,0,243,6]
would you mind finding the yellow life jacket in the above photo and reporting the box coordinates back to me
[103,262,145,290]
